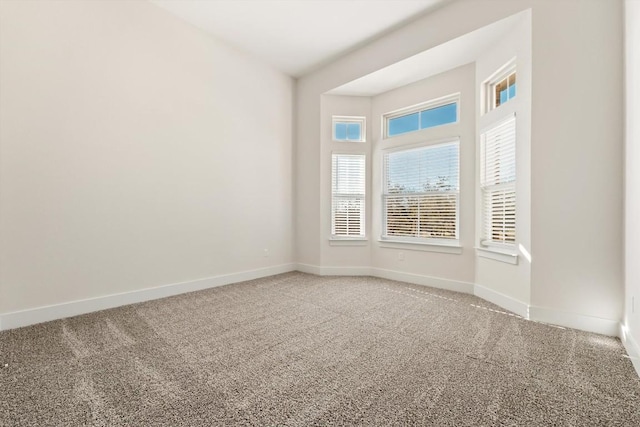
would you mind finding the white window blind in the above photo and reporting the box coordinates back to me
[383,140,459,242]
[481,115,516,245]
[331,154,365,238]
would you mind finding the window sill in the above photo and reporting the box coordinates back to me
[378,239,462,254]
[329,238,368,246]
[475,247,518,265]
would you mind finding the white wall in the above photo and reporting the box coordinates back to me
[295,83,322,267]
[318,65,476,281]
[475,12,532,305]
[320,95,372,268]
[0,0,625,336]
[529,0,623,323]
[294,0,504,270]
[625,0,640,357]
[0,0,294,314]
[296,0,624,330]
[370,64,476,284]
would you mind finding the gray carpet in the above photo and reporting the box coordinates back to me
[1,272,639,426]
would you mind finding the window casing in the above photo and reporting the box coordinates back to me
[494,72,516,108]
[331,154,365,238]
[485,60,517,112]
[382,140,460,244]
[384,94,459,138]
[332,116,366,142]
[480,115,516,247]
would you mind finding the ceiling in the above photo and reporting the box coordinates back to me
[150,0,451,77]
[328,11,525,96]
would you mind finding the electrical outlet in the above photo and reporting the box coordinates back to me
[263,249,269,257]
[398,251,404,261]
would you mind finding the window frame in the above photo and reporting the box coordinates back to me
[484,59,517,113]
[332,116,366,142]
[383,93,460,139]
[330,152,366,240]
[381,138,460,246]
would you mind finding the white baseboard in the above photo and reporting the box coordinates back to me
[299,264,372,276]
[0,262,624,342]
[321,266,371,276]
[620,324,640,378]
[528,306,619,337]
[295,263,323,275]
[370,267,474,294]
[294,264,621,337]
[295,263,474,294]
[0,263,296,331]
[473,284,529,318]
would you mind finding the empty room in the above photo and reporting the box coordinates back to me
[1,0,639,425]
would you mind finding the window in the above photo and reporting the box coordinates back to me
[332,116,365,142]
[486,60,516,111]
[384,94,459,138]
[480,115,516,246]
[331,154,365,238]
[494,72,516,107]
[382,140,459,243]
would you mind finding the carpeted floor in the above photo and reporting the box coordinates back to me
[1,272,639,426]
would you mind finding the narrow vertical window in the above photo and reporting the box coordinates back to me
[331,154,365,238]
[480,115,516,246]
[494,72,516,108]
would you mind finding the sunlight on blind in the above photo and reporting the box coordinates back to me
[481,115,516,244]
[383,141,459,241]
[331,154,365,237]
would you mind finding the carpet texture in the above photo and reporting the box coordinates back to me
[1,272,639,426]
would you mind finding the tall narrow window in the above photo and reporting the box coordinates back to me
[480,115,516,246]
[383,140,459,243]
[331,154,365,238]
